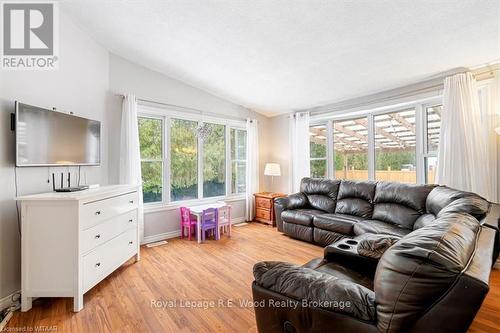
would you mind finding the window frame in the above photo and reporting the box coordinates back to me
[309,96,443,185]
[309,123,328,178]
[373,108,417,183]
[138,104,247,209]
[229,128,247,194]
[138,114,166,204]
[422,103,443,184]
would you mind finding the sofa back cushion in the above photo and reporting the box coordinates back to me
[426,186,489,219]
[374,212,479,332]
[335,180,376,218]
[300,178,341,213]
[372,182,435,229]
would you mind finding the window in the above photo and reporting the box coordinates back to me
[138,117,163,203]
[170,118,198,201]
[138,106,248,205]
[424,105,442,184]
[309,124,327,178]
[312,98,443,185]
[374,109,416,183]
[203,123,226,197]
[231,129,247,194]
[333,117,369,180]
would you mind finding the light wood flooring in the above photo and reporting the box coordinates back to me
[7,223,500,332]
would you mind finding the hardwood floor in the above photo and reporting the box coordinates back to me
[7,223,500,333]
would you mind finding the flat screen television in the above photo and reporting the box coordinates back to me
[15,102,101,167]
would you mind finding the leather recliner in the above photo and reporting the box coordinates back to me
[252,211,497,333]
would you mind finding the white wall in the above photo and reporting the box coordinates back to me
[266,114,291,194]
[0,14,109,300]
[107,54,271,240]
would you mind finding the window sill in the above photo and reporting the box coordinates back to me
[143,194,246,214]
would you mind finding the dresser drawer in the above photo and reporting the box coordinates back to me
[255,208,271,221]
[80,191,138,229]
[83,228,137,291]
[81,210,137,254]
[255,197,272,209]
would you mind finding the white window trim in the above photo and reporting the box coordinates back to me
[229,128,248,195]
[138,114,166,203]
[310,96,443,185]
[138,104,247,210]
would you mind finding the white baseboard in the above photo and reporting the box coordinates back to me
[142,217,247,245]
[142,230,181,245]
[0,291,20,312]
[232,217,246,224]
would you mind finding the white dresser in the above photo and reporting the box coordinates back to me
[17,185,140,312]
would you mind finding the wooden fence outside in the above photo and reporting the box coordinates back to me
[334,170,436,184]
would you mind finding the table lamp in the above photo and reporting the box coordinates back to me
[264,163,281,186]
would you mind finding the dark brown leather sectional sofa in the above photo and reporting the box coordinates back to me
[252,178,500,333]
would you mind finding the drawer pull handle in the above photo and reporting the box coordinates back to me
[95,234,101,239]
[95,211,101,215]
[129,241,133,245]
[128,219,133,223]
[129,200,134,204]
[95,262,101,267]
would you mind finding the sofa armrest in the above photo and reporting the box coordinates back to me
[481,203,500,263]
[253,261,376,322]
[357,234,400,259]
[482,203,500,230]
[274,193,309,232]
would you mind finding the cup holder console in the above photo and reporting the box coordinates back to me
[332,238,360,255]
[326,237,379,267]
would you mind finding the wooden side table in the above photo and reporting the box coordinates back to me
[254,192,286,226]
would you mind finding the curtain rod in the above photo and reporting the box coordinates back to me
[116,94,250,122]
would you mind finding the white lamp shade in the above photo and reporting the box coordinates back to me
[264,163,281,176]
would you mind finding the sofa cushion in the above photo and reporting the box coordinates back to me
[335,180,377,218]
[438,196,490,220]
[286,192,310,210]
[372,182,435,229]
[413,213,436,230]
[282,222,313,242]
[426,186,489,219]
[313,213,364,234]
[300,178,341,213]
[313,228,345,247]
[374,212,480,332]
[254,261,376,322]
[281,209,325,226]
[353,220,412,238]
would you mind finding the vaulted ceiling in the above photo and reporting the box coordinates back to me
[61,0,500,116]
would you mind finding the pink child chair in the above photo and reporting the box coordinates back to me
[180,207,197,240]
[217,205,232,237]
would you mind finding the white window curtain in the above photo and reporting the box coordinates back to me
[246,119,259,221]
[119,94,144,242]
[436,72,495,201]
[290,111,310,193]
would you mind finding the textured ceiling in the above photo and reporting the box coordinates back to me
[61,0,500,116]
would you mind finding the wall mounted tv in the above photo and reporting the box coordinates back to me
[15,102,101,167]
